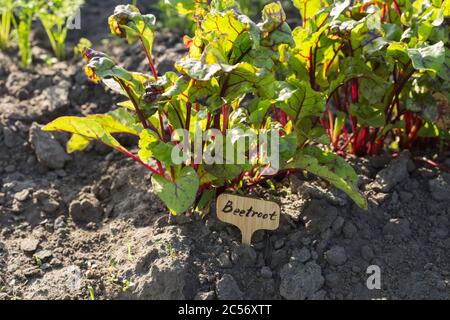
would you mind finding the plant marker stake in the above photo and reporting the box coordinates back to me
[217,194,280,245]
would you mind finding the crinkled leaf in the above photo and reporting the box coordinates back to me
[222,62,276,101]
[84,51,150,97]
[109,5,156,54]
[277,80,326,125]
[176,58,223,81]
[330,0,350,20]
[202,10,260,54]
[407,41,445,75]
[259,2,295,47]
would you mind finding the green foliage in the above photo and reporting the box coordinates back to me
[157,0,292,33]
[16,0,41,67]
[0,0,15,50]
[152,167,200,215]
[45,2,368,215]
[38,0,84,60]
[74,38,92,58]
[1,0,84,64]
[154,0,194,32]
[287,0,449,155]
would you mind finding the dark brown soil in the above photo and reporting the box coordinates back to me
[0,0,449,300]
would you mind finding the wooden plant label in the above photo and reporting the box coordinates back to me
[216,194,280,245]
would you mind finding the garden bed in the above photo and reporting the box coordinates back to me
[0,0,449,300]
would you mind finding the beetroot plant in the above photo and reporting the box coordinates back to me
[287,0,449,156]
[44,2,368,215]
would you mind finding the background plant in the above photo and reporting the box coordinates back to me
[287,0,449,156]
[38,0,84,60]
[153,0,194,32]
[16,0,41,67]
[44,1,368,216]
[0,0,15,50]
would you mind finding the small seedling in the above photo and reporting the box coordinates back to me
[87,286,95,300]
[33,255,43,268]
[127,241,134,261]
[11,293,20,300]
[166,243,177,259]
[157,240,177,259]
[38,0,84,60]
[122,279,133,292]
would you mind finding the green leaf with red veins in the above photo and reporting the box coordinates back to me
[164,0,209,15]
[277,80,326,125]
[42,116,134,153]
[286,146,368,209]
[292,0,324,25]
[151,166,200,215]
[200,10,261,64]
[201,9,258,44]
[221,62,276,102]
[259,2,294,48]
